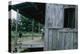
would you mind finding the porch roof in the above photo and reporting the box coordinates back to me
[9,2,45,24]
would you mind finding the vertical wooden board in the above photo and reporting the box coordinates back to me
[52,29,58,50]
[73,32,78,49]
[48,29,53,50]
[44,28,49,50]
[58,32,65,50]
[45,4,64,28]
[75,6,78,28]
[69,32,74,49]
[64,32,73,49]
[45,4,52,27]
[64,32,68,49]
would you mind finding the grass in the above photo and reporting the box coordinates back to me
[11,31,42,41]
[11,31,42,37]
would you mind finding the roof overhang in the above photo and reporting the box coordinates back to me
[9,2,45,24]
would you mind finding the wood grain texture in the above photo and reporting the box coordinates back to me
[45,4,64,28]
[44,4,78,50]
[44,29,78,50]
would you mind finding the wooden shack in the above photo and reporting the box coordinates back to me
[9,2,78,52]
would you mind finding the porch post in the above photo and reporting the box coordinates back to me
[15,9,19,52]
[32,18,34,40]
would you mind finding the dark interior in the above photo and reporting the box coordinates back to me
[21,47,43,52]
[64,8,75,28]
[10,2,46,24]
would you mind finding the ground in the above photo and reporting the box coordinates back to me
[11,32,44,52]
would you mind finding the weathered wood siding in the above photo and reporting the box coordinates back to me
[44,29,78,50]
[44,4,78,50]
[58,30,78,49]
[45,4,64,28]
[44,4,64,50]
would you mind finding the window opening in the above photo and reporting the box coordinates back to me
[64,8,75,28]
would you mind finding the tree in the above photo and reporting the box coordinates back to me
[11,14,42,33]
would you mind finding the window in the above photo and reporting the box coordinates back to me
[64,8,75,28]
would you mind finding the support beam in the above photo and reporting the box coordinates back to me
[38,22,40,33]
[14,9,19,52]
[8,1,12,53]
[32,18,34,40]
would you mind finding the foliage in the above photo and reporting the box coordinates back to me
[11,14,43,32]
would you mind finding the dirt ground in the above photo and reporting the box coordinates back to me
[11,36,44,52]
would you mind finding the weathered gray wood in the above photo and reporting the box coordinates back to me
[45,4,64,28]
[44,4,78,50]
[44,29,77,50]
[44,28,49,50]
[64,32,73,49]
[21,44,44,48]
[58,30,77,50]
[58,32,65,50]
[52,29,58,50]
[73,32,78,49]
[48,29,53,50]
[44,4,64,51]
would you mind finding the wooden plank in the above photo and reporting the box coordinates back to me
[21,44,44,48]
[44,28,49,50]
[48,29,53,50]
[52,29,58,50]
[75,6,78,28]
[58,32,65,50]
[58,29,77,32]
[64,32,73,49]
[73,32,78,49]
